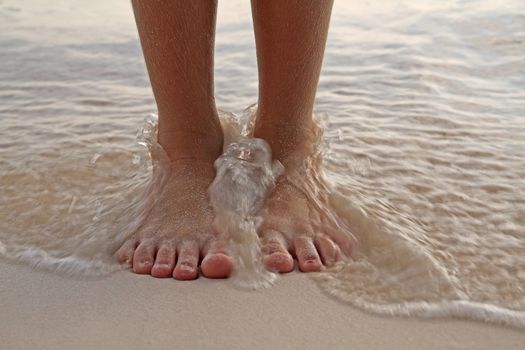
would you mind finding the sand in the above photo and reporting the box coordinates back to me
[1,261,523,350]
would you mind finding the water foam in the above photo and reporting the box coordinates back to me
[210,137,282,288]
[1,110,524,328]
[0,114,168,276]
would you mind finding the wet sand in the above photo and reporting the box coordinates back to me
[1,261,523,350]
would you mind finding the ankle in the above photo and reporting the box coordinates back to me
[158,120,224,164]
[253,113,317,162]
[167,157,217,181]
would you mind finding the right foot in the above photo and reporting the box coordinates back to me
[115,160,234,280]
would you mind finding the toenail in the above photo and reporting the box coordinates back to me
[180,263,194,272]
[305,259,317,264]
[140,260,152,265]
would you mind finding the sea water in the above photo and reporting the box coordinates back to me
[209,128,282,289]
[1,0,524,328]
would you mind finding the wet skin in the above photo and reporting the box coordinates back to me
[118,0,347,279]
[114,150,353,279]
[115,160,234,280]
[259,175,353,273]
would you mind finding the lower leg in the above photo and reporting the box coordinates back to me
[133,0,223,162]
[116,0,233,280]
[251,0,334,160]
[251,0,352,273]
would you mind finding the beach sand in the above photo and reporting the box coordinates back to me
[1,262,523,349]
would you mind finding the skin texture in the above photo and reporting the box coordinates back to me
[116,0,232,280]
[252,0,352,273]
[252,0,333,159]
[116,0,352,279]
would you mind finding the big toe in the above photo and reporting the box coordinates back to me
[263,252,294,273]
[261,230,294,273]
[201,240,234,278]
[201,253,234,278]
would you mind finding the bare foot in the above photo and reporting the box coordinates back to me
[255,124,353,273]
[115,161,233,280]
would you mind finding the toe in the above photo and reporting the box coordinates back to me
[314,235,341,267]
[326,226,354,257]
[261,230,294,273]
[201,240,234,279]
[151,244,176,278]
[115,239,138,266]
[132,241,156,274]
[173,240,199,280]
[293,236,322,272]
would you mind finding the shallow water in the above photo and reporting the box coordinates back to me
[209,133,282,289]
[1,0,525,328]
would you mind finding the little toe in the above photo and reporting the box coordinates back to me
[314,235,341,267]
[326,227,354,256]
[261,230,294,273]
[115,239,138,266]
[132,241,156,274]
[293,236,323,272]
[173,240,199,280]
[201,240,234,279]
[151,244,176,278]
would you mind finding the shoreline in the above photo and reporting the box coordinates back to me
[1,261,523,349]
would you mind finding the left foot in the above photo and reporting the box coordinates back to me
[255,122,353,273]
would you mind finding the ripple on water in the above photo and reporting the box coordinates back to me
[1,0,524,329]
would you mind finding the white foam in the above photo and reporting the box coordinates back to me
[209,137,282,289]
[1,111,524,329]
